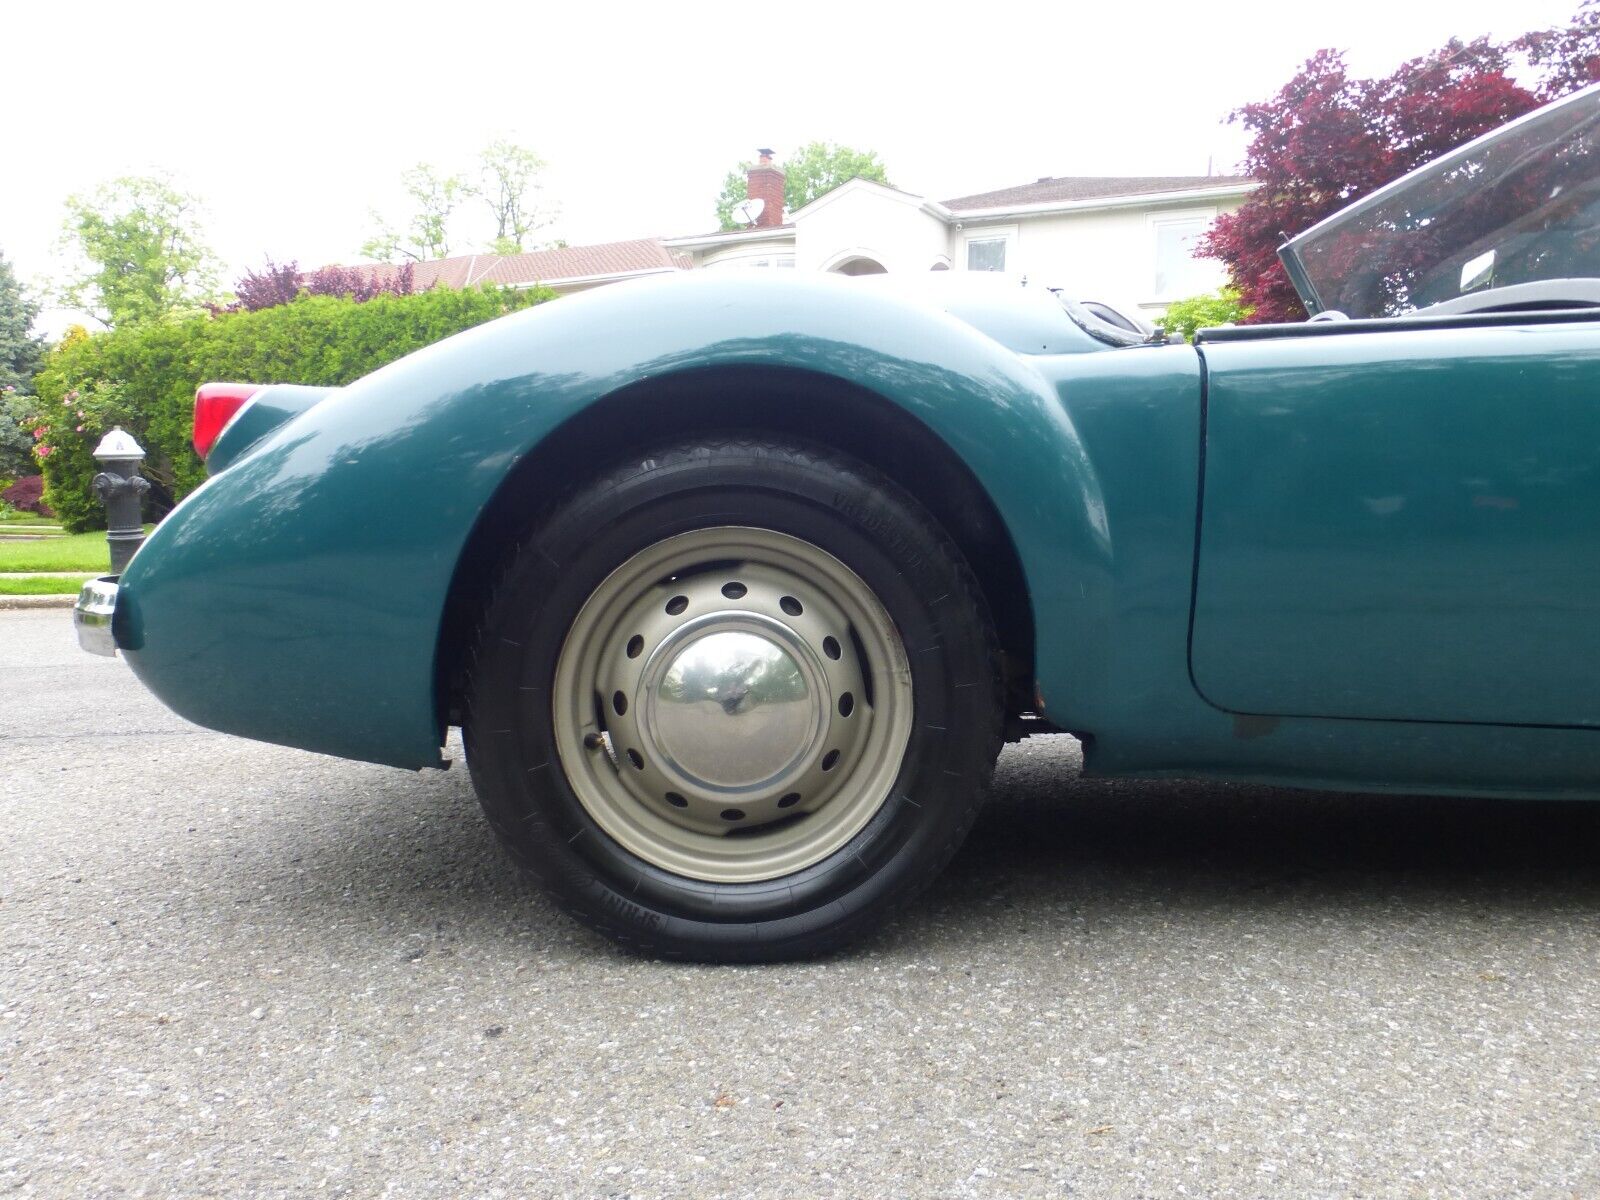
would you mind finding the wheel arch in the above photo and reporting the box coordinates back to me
[435,364,1037,727]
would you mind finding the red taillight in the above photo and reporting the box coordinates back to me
[193,382,262,459]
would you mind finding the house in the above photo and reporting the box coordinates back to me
[664,151,1254,317]
[351,155,1252,314]
[365,237,693,296]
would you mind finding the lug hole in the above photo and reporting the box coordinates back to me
[721,582,747,600]
[613,690,628,716]
[665,595,688,615]
[664,792,688,808]
[838,692,854,717]
[720,808,746,821]
[777,792,801,809]
[823,636,841,660]
[627,748,644,770]
[821,749,840,771]
[780,596,803,616]
[626,635,644,658]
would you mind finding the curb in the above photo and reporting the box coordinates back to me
[0,594,78,610]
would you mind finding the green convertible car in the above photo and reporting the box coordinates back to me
[77,85,1600,959]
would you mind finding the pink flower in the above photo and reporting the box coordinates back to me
[65,390,79,401]
[32,426,46,439]
[35,445,52,458]
[75,424,85,433]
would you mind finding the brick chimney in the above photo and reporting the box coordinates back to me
[745,148,785,227]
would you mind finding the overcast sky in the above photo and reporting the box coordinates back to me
[1,0,1581,334]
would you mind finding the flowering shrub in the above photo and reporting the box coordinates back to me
[224,259,418,313]
[1,474,50,515]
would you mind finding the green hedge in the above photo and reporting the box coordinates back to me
[32,285,554,532]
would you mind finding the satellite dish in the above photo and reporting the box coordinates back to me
[732,197,765,226]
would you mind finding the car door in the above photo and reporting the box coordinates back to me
[1189,314,1600,727]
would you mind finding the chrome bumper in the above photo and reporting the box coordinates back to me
[74,576,119,657]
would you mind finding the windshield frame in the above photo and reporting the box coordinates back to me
[1278,80,1600,317]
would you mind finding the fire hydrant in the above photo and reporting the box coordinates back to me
[91,427,149,574]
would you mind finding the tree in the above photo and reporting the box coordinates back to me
[1205,5,1600,324]
[716,142,890,230]
[1515,0,1600,98]
[59,176,219,328]
[478,140,552,253]
[0,252,43,394]
[362,164,471,263]
[0,251,46,480]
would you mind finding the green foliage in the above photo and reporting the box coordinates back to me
[31,285,554,532]
[478,140,552,252]
[1,391,37,481]
[59,176,220,327]
[1156,287,1254,342]
[0,250,47,478]
[717,142,891,230]
[365,144,555,261]
[0,251,44,392]
[362,164,472,262]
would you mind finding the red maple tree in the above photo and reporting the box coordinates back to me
[1205,5,1600,324]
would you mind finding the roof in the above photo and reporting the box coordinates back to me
[358,237,693,289]
[664,223,796,248]
[942,174,1254,212]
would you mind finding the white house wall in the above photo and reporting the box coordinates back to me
[956,201,1240,312]
[675,182,1250,314]
[793,189,950,273]
[699,239,797,269]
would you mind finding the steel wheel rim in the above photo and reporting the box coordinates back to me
[552,527,914,883]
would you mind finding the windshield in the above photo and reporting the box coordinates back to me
[1280,83,1600,319]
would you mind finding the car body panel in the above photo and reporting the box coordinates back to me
[205,385,336,474]
[115,273,1113,769]
[1192,319,1600,727]
[106,272,1600,798]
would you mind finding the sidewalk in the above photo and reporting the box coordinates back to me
[0,594,79,609]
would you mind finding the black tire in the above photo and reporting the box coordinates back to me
[463,438,1002,961]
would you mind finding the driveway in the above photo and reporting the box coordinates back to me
[3,607,1598,1197]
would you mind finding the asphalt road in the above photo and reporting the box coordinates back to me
[3,608,1599,1199]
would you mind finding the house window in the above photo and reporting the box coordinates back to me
[966,237,1007,272]
[1152,214,1215,299]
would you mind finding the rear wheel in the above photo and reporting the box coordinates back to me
[463,439,1001,960]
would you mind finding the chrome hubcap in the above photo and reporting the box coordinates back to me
[552,527,913,883]
[646,622,819,793]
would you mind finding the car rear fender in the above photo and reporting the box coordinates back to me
[115,274,1111,768]
[205,385,338,474]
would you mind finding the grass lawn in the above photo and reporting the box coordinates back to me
[0,574,96,595]
[0,511,61,527]
[0,527,153,573]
